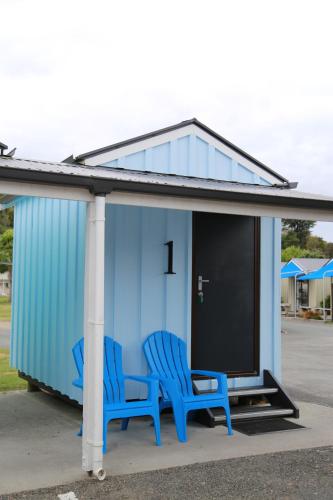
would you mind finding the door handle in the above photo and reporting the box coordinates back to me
[198,275,210,292]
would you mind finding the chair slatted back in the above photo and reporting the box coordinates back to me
[72,336,125,404]
[72,337,84,380]
[144,331,193,399]
[103,336,125,404]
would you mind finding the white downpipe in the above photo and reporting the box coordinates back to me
[294,275,297,318]
[322,270,331,321]
[82,195,106,478]
[322,275,326,321]
[331,277,332,321]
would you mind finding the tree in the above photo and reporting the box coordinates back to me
[0,207,13,234]
[306,235,327,254]
[0,229,13,300]
[325,242,333,259]
[281,245,324,262]
[282,231,299,249]
[282,219,316,248]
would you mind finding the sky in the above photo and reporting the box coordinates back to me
[1,0,333,239]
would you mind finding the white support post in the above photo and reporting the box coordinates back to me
[82,195,106,480]
[331,278,333,321]
[294,276,297,318]
[322,276,326,321]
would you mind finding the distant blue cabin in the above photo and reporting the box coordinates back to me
[10,119,284,402]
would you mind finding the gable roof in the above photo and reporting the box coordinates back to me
[281,258,330,279]
[65,118,290,186]
[299,259,333,281]
[281,260,304,279]
[293,258,330,274]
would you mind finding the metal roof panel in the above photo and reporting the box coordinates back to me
[1,156,333,213]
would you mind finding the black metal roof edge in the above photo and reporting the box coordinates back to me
[0,166,330,212]
[0,141,8,150]
[68,118,289,185]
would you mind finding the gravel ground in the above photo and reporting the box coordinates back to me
[3,446,333,500]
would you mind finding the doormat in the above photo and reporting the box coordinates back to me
[226,418,306,436]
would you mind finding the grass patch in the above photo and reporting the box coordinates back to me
[0,349,27,391]
[0,296,11,321]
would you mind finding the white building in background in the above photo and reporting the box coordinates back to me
[0,271,10,296]
[281,258,331,315]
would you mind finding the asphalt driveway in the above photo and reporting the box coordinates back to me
[5,446,333,500]
[282,318,333,407]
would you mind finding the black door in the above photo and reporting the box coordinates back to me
[191,212,260,376]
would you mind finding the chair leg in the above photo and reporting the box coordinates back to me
[121,418,129,431]
[173,406,188,443]
[152,413,162,446]
[224,404,233,436]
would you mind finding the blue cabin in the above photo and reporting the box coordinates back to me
[2,118,333,475]
[10,119,283,398]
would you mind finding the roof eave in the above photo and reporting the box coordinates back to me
[0,166,330,212]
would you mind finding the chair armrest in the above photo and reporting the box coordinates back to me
[124,375,158,383]
[157,376,184,403]
[73,378,83,389]
[191,370,228,394]
[124,375,159,400]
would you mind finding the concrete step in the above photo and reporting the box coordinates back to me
[194,385,279,398]
[228,386,279,397]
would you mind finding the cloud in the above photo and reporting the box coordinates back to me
[1,0,333,237]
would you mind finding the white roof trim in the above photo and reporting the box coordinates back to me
[107,191,333,222]
[0,179,93,202]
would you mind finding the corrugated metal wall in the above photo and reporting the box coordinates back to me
[104,205,192,399]
[103,134,271,185]
[11,197,86,400]
[11,199,192,401]
[11,196,281,399]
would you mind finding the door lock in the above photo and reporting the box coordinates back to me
[198,275,210,304]
[198,275,210,292]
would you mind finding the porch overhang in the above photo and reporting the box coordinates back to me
[1,157,333,221]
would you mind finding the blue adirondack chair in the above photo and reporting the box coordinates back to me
[143,331,233,442]
[72,336,161,453]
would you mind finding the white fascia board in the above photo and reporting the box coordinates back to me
[83,125,195,166]
[291,260,304,271]
[0,180,93,202]
[106,191,333,222]
[83,124,282,185]
[193,127,281,185]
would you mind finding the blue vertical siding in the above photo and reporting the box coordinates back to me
[102,134,270,185]
[11,199,192,401]
[104,205,192,399]
[11,198,86,401]
[11,196,280,400]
